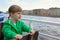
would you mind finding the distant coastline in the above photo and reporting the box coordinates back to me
[0,7,60,17]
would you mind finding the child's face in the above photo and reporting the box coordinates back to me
[11,12,22,20]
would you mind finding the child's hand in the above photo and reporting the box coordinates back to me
[15,34,22,40]
[30,30,36,35]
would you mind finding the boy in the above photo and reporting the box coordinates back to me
[2,5,35,40]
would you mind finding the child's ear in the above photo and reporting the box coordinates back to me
[11,13,14,15]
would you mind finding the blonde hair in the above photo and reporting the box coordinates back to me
[8,5,22,13]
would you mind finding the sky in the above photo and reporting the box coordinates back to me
[0,0,60,12]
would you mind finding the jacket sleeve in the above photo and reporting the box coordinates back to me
[2,23,16,39]
[21,21,32,32]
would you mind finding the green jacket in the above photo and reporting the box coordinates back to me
[2,19,32,40]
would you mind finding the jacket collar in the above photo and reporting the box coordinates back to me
[4,19,19,33]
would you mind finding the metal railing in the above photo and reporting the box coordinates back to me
[21,18,60,40]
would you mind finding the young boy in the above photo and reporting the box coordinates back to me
[2,5,35,40]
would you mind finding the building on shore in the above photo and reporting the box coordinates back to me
[48,7,60,17]
[22,10,33,15]
[33,9,48,16]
